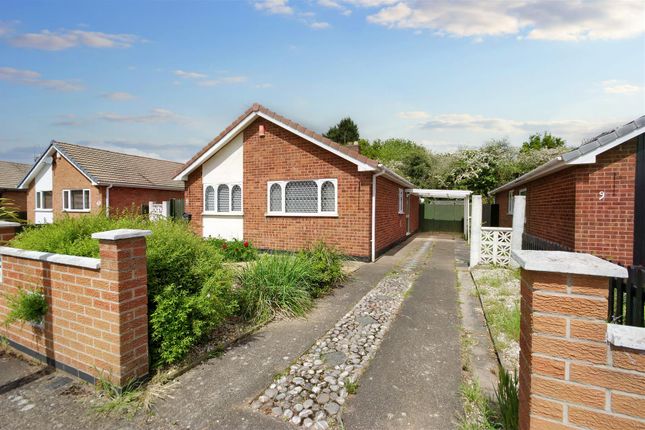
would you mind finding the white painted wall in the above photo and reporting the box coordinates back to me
[34,160,53,224]
[202,133,244,240]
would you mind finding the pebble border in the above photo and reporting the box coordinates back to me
[250,240,433,429]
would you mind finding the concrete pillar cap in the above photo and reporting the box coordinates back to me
[512,250,627,278]
[91,229,152,241]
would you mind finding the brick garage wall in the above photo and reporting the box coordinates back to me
[0,190,28,213]
[574,139,636,265]
[375,176,407,254]
[0,230,149,386]
[108,186,183,216]
[496,191,513,228]
[518,267,645,430]
[184,166,203,236]
[243,118,373,258]
[410,194,420,234]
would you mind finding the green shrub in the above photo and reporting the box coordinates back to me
[297,241,346,298]
[10,214,236,366]
[237,254,313,324]
[5,289,47,325]
[205,238,258,262]
[495,366,519,430]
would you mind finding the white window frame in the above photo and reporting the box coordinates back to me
[203,182,243,215]
[266,178,338,217]
[62,189,90,212]
[518,188,527,196]
[398,188,404,214]
[35,190,53,211]
[507,190,514,215]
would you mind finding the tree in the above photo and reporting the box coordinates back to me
[324,117,360,145]
[521,132,565,153]
[0,197,22,223]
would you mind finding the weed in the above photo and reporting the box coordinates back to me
[495,367,519,430]
[4,289,47,325]
[344,378,358,395]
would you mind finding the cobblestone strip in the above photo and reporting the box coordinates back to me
[250,240,433,429]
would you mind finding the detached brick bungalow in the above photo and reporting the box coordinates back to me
[491,115,645,267]
[0,160,30,217]
[18,141,184,224]
[174,103,419,261]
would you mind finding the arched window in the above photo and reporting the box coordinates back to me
[321,181,335,212]
[270,183,282,212]
[205,185,215,211]
[285,180,317,213]
[231,185,242,212]
[217,184,230,212]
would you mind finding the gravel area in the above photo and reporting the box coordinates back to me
[250,241,432,429]
[471,267,520,372]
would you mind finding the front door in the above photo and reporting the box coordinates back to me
[635,133,645,266]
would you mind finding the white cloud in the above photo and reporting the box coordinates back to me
[256,83,274,88]
[99,108,184,124]
[174,70,247,87]
[174,70,208,80]
[398,111,430,120]
[0,66,84,91]
[363,0,645,41]
[601,80,642,95]
[255,0,294,15]
[102,91,136,101]
[198,76,247,86]
[310,21,331,29]
[8,29,141,51]
[318,0,352,15]
[52,114,86,127]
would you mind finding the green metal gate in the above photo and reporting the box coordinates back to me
[419,199,464,233]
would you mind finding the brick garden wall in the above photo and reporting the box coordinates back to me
[242,118,373,259]
[0,225,150,386]
[518,266,645,430]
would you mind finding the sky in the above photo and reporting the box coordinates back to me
[1,0,644,164]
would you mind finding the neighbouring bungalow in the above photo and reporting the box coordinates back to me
[174,103,420,261]
[18,141,185,224]
[0,160,31,218]
[491,115,645,267]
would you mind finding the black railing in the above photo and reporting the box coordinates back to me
[608,266,645,327]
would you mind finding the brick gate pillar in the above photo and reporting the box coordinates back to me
[512,250,639,430]
[91,229,151,386]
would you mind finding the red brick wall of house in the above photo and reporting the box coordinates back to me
[574,139,636,265]
[410,194,420,234]
[375,176,407,254]
[0,230,149,386]
[242,118,373,258]
[0,190,27,214]
[495,139,636,265]
[108,187,183,216]
[184,166,203,236]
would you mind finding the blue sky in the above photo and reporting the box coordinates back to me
[1,0,644,164]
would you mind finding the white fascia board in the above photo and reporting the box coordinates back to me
[173,113,259,181]
[567,127,644,165]
[256,112,376,173]
[19,143,98,188]
[53,144,99,185]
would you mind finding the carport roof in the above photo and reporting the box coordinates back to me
[409,189,472,199]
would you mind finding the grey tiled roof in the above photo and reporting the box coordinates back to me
[0,160,31,189]
[561,115,645,162]
[53,142,184,190]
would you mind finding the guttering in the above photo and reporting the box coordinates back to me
[371,167,386,262]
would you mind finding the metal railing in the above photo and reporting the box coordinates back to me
[608,265,645,327]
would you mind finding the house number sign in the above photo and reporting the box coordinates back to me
[599,191,605,201]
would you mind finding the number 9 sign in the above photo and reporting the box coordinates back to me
[599,191,605,201]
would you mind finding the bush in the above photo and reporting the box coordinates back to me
[10,214,236,366]
[237,254,313,324]
[5,289,47,325]
[297,241,346,298]
[205,238,258,262]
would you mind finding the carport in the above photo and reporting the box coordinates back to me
[409,189,472,240]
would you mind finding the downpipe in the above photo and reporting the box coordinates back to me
[371,167,385,262]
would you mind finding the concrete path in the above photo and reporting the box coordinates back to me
[342,238,463,430]
[0,236,429,430]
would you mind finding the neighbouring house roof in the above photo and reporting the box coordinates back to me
[0,160,31,190]
[174,103,414,188]
[491,114,645,195]
[19,141,185,190]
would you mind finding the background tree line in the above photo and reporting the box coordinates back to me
[324,117,568,196]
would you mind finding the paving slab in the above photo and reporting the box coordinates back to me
[342,238,463,430]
